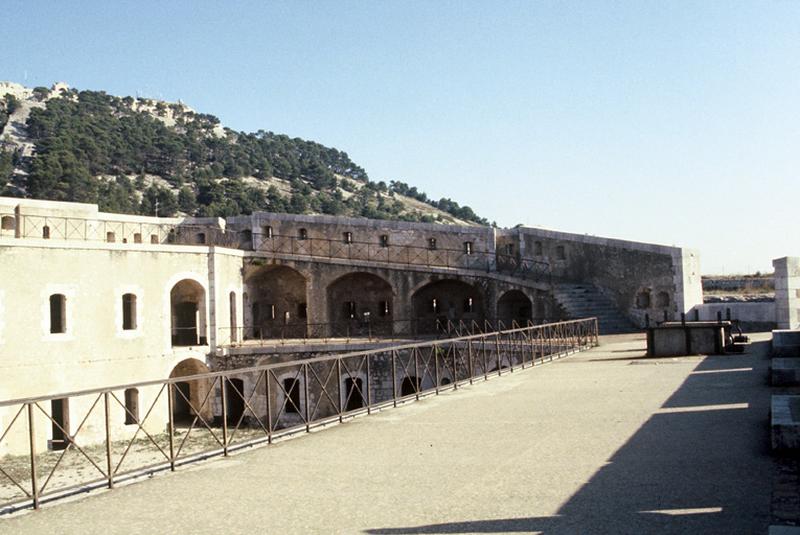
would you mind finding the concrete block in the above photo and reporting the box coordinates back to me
[772,358,800,386]
[772,395,800,450]
[773,330,800,358]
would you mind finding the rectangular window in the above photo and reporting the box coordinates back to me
[124,388,139,425]
[534,241,543,256]
[263,225,273,238]
[196,233,206,244]
[464,241,473,255]
[106,231,116,243]
[380,235,389,247]
[464,297,474,313]
[556,245,566,260]
[298,228,308,240]
[122,293,137,330]
[343,231,353,244]
[42,226,50,239]
[49,294,66,334]
[297,303,308,319]
[133,233,142,244]
[428,238,437,250]
[283,378,301,414]
[150,234,159,244]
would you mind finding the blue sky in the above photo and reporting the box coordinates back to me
[2,1,798,274]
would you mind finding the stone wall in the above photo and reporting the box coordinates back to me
[774,257,800,329]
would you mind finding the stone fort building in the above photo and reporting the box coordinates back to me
[0,196,702,456]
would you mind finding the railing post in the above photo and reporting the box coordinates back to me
[104,391,114,489]
[391,350,398,407]
[468,339,474,384]
[483,337,488,380]
[304,364,311,432]
[414,348,420,400]
[27,403,39,510]
[221,377,229,456]
[435,347,440,395]
[338,359,344,421]
[495,334,502,375]
[366,356,372,415]
[452,344,458,390]
[167,383,175,470]
[265,370,273,444]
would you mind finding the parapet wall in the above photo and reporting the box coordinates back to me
[497,227,703,326]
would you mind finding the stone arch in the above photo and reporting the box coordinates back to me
[169,358,213,425]
[170,279,207,346]
[497,289,532,326]
[411,278,485,334]
[245,265,308,339]
[326,272,394,336]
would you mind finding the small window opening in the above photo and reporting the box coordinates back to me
[42,225,51,239]
[283,378,302,414]
[122,293,137,330]
[656,291,670,308]
[345,301,356,319]
[266,303,276,320]
[49,294,66,334]
[505,243,514,255]
[380,235,389,247]
[263,225,273,238]
[133,233,142,244]
[431,298,438,313]
[298,303,308,319]
[555,245,566,260]
[343,231,353,244]
[464,297,474,313]
[106,231,116,243]
[379,301,390,317]
[464,241,473,255]
[196,232,206,244]
[636,290,651,309]
[124,388,139,424]
[428,238,437,250]
[1,216,15,231]
[298,228,308,240]
[150,234,159,244]
[534,241,543,256]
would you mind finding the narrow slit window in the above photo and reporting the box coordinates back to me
[263,225,273,238]
[431,298,438,313]
[298,228,308,240]
[464,241,473,255]
[49,294,66,334]
[380,235,389,247]
[122,293,137,330]
[464,297,474,313]
[42,225,51,239]
[428,238,437,250]
[343,231,353,244]
[379,301,390,317]
[345,301,356,319]
[124,388,139,424]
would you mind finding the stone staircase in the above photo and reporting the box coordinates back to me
[553,283,638,334]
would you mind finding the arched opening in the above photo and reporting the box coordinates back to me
[412,279,485,334]
[169,358,212,426]
[636,290,651,310]
[497,290,532,326]
[326,272,393,337]
[124,388,139,425]
[245,265,307,339]
[401,376,421,397]
[170,279,207,346]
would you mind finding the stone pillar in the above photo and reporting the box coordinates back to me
[774,257,800,330]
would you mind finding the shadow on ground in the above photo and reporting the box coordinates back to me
[366,340,773,535]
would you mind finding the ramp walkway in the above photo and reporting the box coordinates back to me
[3,333,774,534]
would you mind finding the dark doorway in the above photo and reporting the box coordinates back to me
[344,378,365,411]
[50,398,70,451]
[174,302,198,345]
[172,382,192,425]
[401,376,421,397]
[226,378,246,424]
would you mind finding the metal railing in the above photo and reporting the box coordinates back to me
[0,318,598,513]
[216,317,565,346]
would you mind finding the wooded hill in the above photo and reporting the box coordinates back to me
[0,82,489,225]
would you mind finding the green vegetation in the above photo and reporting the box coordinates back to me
[8,88,488,224]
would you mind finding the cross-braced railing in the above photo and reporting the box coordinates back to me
[0,318,598,513]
